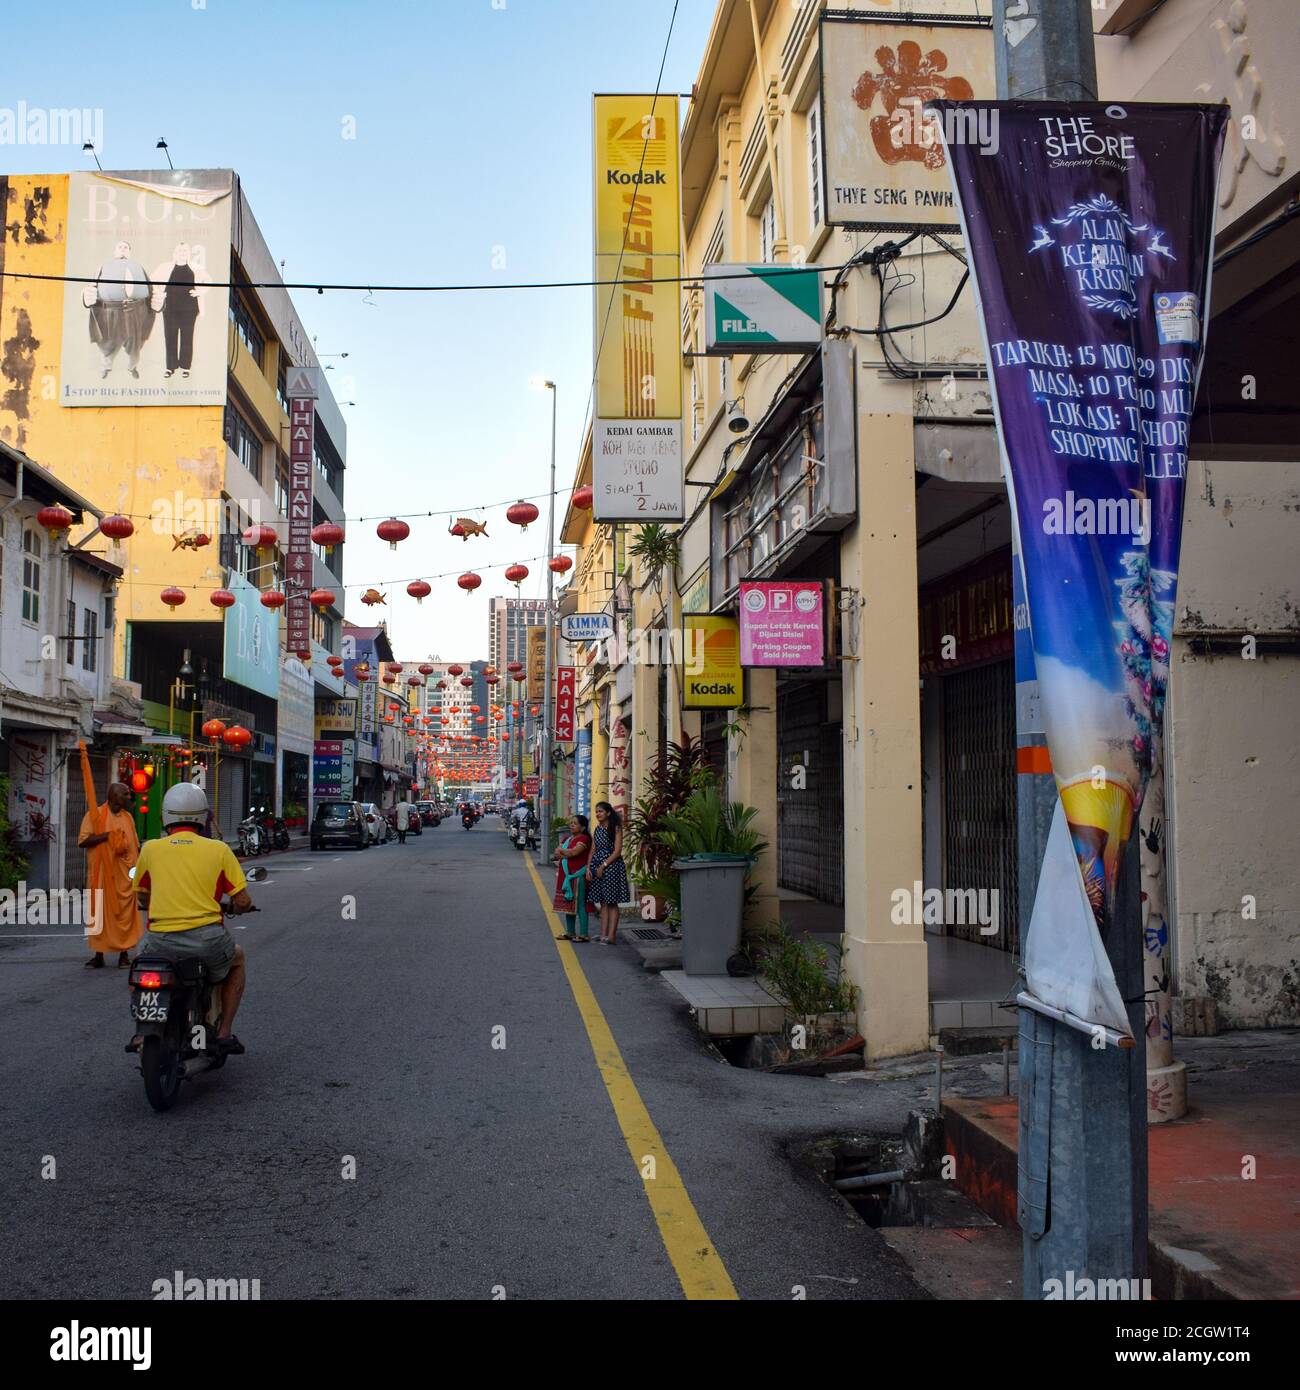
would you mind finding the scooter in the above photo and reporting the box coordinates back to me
[255,805,290,852]
[462,811,476,830]
[125,866,267,1112]
[236,811,264,857]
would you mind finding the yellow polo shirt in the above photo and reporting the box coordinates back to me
[134,830,247,933]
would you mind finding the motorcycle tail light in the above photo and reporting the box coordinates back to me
[133,967,174,989]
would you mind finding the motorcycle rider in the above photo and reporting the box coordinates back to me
[132,783,254,1053]
[511,799,532,843]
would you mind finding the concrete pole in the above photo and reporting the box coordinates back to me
[993,0,1148,1296]
[538,381,558,864]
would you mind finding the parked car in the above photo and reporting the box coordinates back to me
[416,800,440,827]
[311,800,367,851]
[359,802,388,845]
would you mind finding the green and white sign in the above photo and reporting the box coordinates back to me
[704,264,823,354]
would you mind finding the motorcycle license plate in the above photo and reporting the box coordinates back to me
[132,989,170,1022]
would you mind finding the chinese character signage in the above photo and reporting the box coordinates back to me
[285,368,318,657]
[554,666,576,742]
[314,698,358,737]
[738,581,824,668]
[935,101,1227,1034]
[820,14,994,231]
[683,615,742,708]
[526,625,547,702]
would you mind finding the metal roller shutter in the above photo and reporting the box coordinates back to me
[777,682,844,905]
[942,660,1019,951]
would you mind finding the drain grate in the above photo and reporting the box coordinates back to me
[629,927,672,942]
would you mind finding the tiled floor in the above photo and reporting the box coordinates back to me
[661,971,786,1036]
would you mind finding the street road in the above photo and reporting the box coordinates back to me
[0,819,925,1300]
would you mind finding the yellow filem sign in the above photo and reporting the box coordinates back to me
[593,94,682,420]
[683,615,742,709]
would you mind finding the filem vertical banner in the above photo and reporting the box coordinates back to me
[285,368,318,658]
[935,102,1227,1035]
[592,94,685,521]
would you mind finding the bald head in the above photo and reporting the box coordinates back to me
[106,782,134,813]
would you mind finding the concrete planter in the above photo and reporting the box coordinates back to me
[674,856,750,975]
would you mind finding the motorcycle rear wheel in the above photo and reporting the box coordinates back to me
[141,1036,183,1112]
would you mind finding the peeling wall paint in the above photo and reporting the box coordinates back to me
[0,173,228,672]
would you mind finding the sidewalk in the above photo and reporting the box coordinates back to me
[943,1030,1300,1299]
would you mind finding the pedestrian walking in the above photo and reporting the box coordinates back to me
[586,802,628,945]
[395,798,413,845]
[552,815,592,942]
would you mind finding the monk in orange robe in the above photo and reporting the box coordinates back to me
[79,781,143,968]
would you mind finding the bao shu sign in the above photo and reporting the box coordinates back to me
[285,368,318,657]
[554,666,576,742]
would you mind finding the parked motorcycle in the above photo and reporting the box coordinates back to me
[126,867,267,1112]
[236,810,264,857]
[261,806,290,851]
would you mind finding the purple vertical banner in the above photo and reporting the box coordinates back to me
[934,102,1226,1032]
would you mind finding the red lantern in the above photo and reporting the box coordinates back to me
[407,580,432,604]
[223,724,253,749]
[407,677,421,687]
[447,665,463,677]
[201,718,226,742]
[457,572,481,596]
[36,504,74,540]
[572,485,593,510]
[460,677,473,688]
[383,673,397,685]
[210,589,236,610]
[355,671,370,682]
[242,524,278,552]
[311,521,345,553]
[101,514,134,541]
[549,554,573,575]
[418,663,435,676]
[296,647,312,662]
[130,768,153,794]
[485,673,500,685]
[161,586,186,611]
[507,661,523,674]
[260,589,286,610]
[377,518,410,550]
[504,563,529,587]
[309,588,336,610]
[507,500,539,531]
[530,706,540,717]
[327,653,343,667]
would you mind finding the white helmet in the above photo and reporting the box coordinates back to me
[162,780,209,828]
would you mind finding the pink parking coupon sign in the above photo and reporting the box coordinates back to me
[738,581,824,667]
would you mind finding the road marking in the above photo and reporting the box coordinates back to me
[523,854,738,1301]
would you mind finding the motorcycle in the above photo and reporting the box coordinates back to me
[236,811,264,857]
[462,811,475,830]
[256,804,290,852]
[126,866,267,1112]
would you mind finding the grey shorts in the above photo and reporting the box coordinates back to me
[138,923,237,983]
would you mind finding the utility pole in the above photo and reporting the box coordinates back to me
[538,380,558,865]
[992,0,1149,1301]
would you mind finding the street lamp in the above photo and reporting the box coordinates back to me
[531,376,557,865]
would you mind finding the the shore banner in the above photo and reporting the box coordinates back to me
[934,102,1226,1033]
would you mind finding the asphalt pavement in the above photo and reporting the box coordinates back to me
[0,817,929,1301]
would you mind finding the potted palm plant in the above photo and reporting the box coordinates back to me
[625,737,715,923]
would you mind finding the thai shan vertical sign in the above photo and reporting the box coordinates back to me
[592,94,684,521]
[936,102,1227,1035]
[285,368,318,659]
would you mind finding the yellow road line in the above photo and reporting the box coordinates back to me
[523,853,738,1301]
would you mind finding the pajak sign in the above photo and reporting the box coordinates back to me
[738,581,824,668]
[554,666,576,742]
[936,101,1227,1035]
[285,367,318,658]
[593,420,684,521]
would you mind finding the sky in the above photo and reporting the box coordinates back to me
[1,0,716,661]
